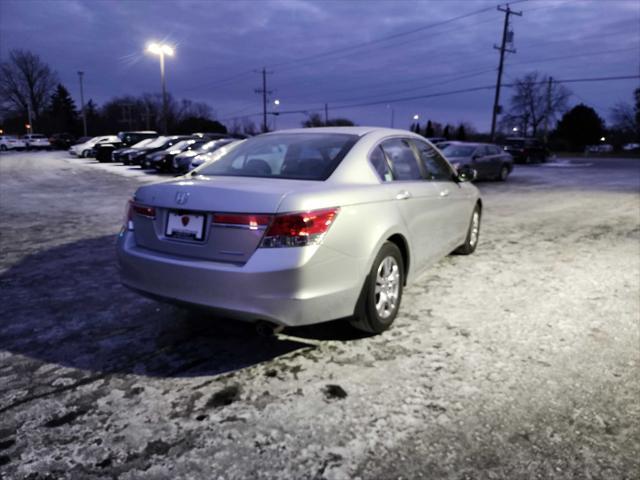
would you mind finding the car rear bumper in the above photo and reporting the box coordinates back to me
[116,231,366,327]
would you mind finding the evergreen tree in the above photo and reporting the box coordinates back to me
[46,84,78,133]
[443,125,451,140]
[555,104,604,151]
[456,124,467,141]
[425,120,434,137]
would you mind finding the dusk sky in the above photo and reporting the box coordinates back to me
[1,0,638,132]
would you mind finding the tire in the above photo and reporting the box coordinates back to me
[82,150,89,158]
[0,145,7,152]
[498,164,510,181]
[350,242,404,334]
[454,204,481,255]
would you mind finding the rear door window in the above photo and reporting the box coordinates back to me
[369,145,393,182]
[412,140,454,181]
[380,138,422,181]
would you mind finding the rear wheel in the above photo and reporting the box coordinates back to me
[350,242,404,334]
[81,150,89,158]
[454,205,481,255]
[0,145,7,151]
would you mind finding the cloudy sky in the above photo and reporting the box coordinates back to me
[1,0,638,132]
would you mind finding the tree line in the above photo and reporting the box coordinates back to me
[0,50,226,137]
[1,49,638,151]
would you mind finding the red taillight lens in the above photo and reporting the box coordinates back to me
[131,203,156,218]
[123,200,155,231]
[213,213,272,230]
[261,207,339,248]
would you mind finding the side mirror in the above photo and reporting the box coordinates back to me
[456,164,477,182]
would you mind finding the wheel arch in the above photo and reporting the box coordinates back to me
[386,233,410,285]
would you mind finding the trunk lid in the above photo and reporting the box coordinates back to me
[131,176,313,263]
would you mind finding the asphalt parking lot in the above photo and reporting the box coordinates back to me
[0,150,638,479]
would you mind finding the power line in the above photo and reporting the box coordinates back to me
[272,74,639,116]
[269,5,498,72]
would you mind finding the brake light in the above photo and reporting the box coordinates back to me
[213,213,272,230]
[123,200,156,231]
[261,207,339,248]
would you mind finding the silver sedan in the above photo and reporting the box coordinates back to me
[117,127,481,333]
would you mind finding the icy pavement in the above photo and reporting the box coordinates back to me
[0,151,639,479]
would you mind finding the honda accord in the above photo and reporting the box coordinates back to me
[117,127,481,333]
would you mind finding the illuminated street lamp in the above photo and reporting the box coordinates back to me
[600,136,606,142]
[512,127,519,132]
[272,99,281,130]
[146,42,174,134]
[413,114,420,121]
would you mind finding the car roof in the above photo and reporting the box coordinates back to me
[263,126,392,137]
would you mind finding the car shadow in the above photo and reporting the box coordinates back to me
[0,235,310,378]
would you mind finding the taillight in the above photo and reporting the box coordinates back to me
[213,213,272,230]
[260,207,339,248]
[123,200,156,231]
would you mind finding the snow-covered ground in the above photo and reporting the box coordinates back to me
[0,151,638,479]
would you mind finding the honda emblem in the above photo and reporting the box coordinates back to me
[175,191,189,205]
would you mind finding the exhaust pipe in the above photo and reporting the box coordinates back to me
[255,321,284,337]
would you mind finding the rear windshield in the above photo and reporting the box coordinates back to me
[197,133,359,180]
[505,139,524,147]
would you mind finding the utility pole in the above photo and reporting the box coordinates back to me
[490,4,521,142]
[543,76,553,145]
[255,67,273,133]
[324,103,329,125]
[78,71,87,136]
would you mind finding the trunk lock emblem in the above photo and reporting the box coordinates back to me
[175,192,189,205]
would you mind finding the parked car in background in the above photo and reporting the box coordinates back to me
[188,140,244,171]
[586,144,614,153]
[0,135,27,151]
[49,133,76,150]
[147,139,208,172]
[172,138,235,173]
[70,135,119,157]
[426,137,447,145]
[118,127,482,334]
[94,131,158,163]
[111,138,156,163]
[502,137,549,163]
[622,142,640,151]
[23,134,51,150]
[441,142,513,181]
[124,135,193,167]
[74,136,92,145]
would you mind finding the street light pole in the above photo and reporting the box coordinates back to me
[147,43,174,135]
[78,71,87,136]
[159,52,167,134]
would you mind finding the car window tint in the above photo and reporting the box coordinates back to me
[369,146,393,182]
[380,139,422,181]
[487,145,500,155]
[198,133,358,180]
[413,140,453,181]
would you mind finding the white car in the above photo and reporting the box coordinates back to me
[22,134,51,150]
[0,135,27,151]
[70,135,119,158]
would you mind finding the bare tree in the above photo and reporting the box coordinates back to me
[502,72,570,137]
[610,102,636,133]
[0,50,59,121]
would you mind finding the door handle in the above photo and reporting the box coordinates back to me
[395,190,411,200]
[439,189,450,197]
